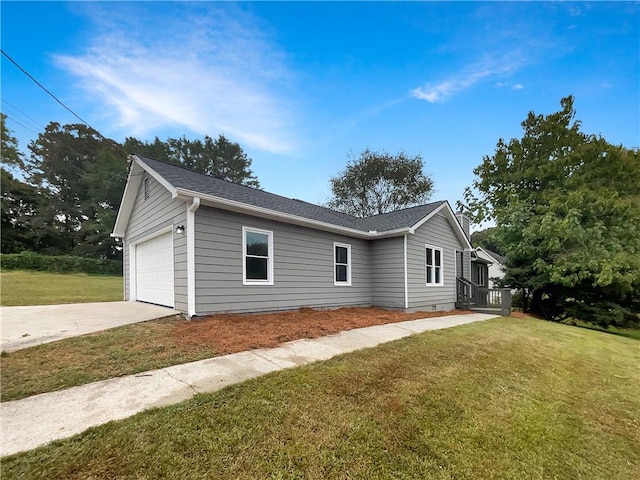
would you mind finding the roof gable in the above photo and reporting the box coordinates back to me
[476,247,506,265]
[112,155,471,249]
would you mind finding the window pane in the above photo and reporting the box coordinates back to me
[246,257,268,280]
[435,249,441,266]
[435,266,441,284]
[336,265,347,282]
[426,248,433,266]
[335,246,348,265]
[426,267,432,284]
[246,232,268,256]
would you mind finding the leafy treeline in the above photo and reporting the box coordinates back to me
[470,227,503,256]
[461,96,640,328]
[1,114,259,260]
[123,135,259,188]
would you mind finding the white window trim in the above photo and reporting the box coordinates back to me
[242,226,274,286]
[334,242,352,286]
[478,265,485,286]
[425,244,444,286]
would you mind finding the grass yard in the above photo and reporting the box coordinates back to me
[0,317,215,401]
[2,317,639,479]
[0,307,465,401]
[0,270,123,306]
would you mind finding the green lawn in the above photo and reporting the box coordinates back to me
[0,270,123,306]
[0,318,216,402]
[2,317,638,479]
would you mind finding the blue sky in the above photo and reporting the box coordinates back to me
[2,1,638,213]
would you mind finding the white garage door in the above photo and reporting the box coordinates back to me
[135,232,174,308]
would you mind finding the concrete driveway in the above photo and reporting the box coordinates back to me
[0,302,178,352]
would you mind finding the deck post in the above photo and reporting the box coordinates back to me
[501,289,512,316]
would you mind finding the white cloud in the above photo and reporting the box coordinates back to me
[512,83,524,90]
[412,52,526,103]
[412,68,492,103]
[55,4,297,154]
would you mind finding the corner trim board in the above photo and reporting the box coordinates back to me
[187,197,201,317]
[403,234,409,309]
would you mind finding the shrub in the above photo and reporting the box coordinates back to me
[0,253,122,276]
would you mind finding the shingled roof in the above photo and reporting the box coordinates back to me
[481,248,507,265]
[137,155,446,234]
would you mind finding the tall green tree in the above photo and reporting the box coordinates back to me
[470,227,503,256]
[327,149,434,217]
[1,113,24,170]
[27,123,128,259]
[1,115,44,253]
[123,134,260,188]
[460,96,640,327]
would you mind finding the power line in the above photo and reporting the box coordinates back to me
[2,112,40,136]
[2,99,44,132]
[1,49,131,158]
[2,50,95,128]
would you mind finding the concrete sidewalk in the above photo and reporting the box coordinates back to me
[0,312,499,457]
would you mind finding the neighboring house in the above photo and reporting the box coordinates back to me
[473,246,507,289]
[112,155,474,317]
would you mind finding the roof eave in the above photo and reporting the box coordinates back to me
[408,202,473,250]
[173,188,385,239]
[476,247,505,266]
[111,160,144,238]
[112,155,179,238]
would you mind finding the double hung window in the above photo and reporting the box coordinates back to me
[425,245,443,286]
[243,227,274,285]
[334,243,351,286]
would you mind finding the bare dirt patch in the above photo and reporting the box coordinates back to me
[170,307,473,354]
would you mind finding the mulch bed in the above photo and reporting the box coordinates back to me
[169,307,474,355]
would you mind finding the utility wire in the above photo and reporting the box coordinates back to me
[2,98,44,135]
[2,50,94,128]
[2,98,45,132]
[2,113,39,136]
[1,49,131,158]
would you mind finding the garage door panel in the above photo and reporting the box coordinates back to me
[135,232,174,308]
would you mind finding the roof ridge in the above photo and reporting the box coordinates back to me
[135,154,451,233]
[364,200,445,219]
[135,153,264,191]
[135,154,362,221]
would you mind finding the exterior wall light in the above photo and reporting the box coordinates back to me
[175,225,185,235]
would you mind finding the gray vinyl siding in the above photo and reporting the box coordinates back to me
[471,263,482,286]
[455,249,471,280]
[123,173,187,311]
[461,251,471,280]
[370,237,405,309]
[406,213,465,311]
[194,207,371,314]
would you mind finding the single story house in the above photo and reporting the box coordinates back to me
[473,247,507,289]
[112,155,474,317]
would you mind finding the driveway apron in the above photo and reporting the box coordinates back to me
[0,301,178,352]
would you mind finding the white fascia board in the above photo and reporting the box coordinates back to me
[111,156,179,238]
[407,202,446,234]
[111,161,144,238]
[476,247,503,266]
[408,202,472,250]
[134,156,179,196]
[173,188,393,240]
